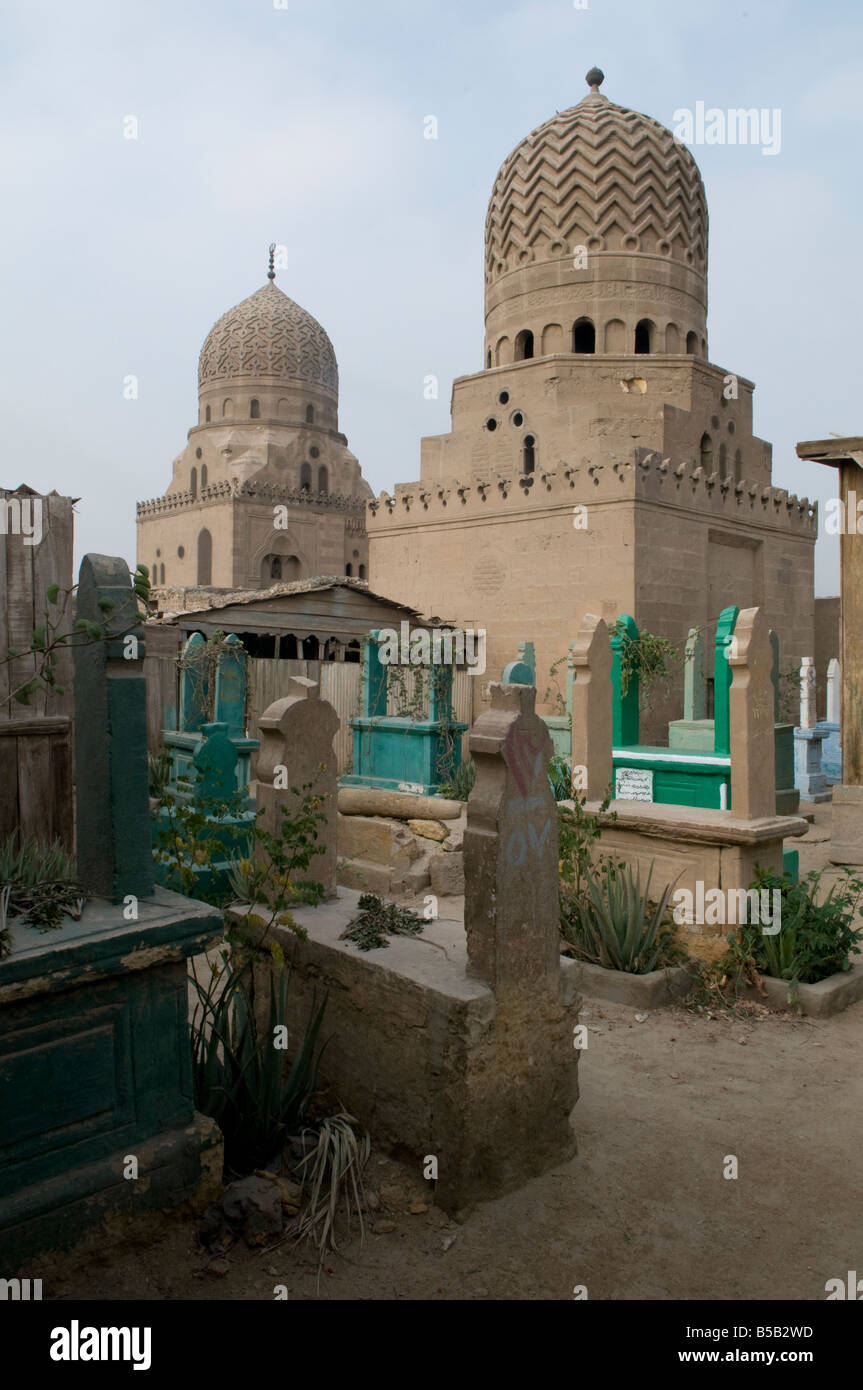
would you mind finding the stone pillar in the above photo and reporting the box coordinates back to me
[464,683,559,995]
[727,607,775,820]
[256,677,340,899]
[179,632,208,732]
[213,632,246,739]
[683,626,706,721]
[570,614,612,801]
[73,554,154,902]
[827,658,841,724]
[793,656,829,801]
[610,614,639,746]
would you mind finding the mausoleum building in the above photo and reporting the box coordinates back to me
[367,70,816,715]
[137,253,372,594]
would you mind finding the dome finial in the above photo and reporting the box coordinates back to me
[267,243,276,281]
[586,67,604,92]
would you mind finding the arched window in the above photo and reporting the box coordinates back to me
[523,435,536,474]
[300,462,311,492]
[250,398,260,419]
[358,563,366,580]
[302,635,319,660]
[306,404,314,424]
[222,398,233,418]
[200,464,207,488]
[205,405,211,422]
[190,466,197,498]
[514,329,534,361]
[345,563,353,577]
[318,465,328,494]
[719,443,728,479]
[700,433,713,472]
[573,318,595,353]
[734,449,743,482]
[487,349,492,368]
[270,556,282,580]
[635,319,652,354]
[665,323,680,353]
[160,563,165,585]
[686,332,698,355]
[197,528,212,586]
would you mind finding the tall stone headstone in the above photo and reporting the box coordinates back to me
[179,631,208,732]
[683,626,707,721]
[256,677,340,899]
[570,613,612,801]
[213,632,246,739]
[727,607,776,821]
[713,605,739,757]
[827,658,841,724]
[360,631,388,718]
[464,683,559,995]
[610,614,639,746]
[73,554,154,901]
[799,656,818,730]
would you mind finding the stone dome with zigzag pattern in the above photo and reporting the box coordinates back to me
[485,81,708,289]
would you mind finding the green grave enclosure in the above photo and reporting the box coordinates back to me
[611,609,799,819]
[342,629,469,796]
[163,631,258,805]
[152,721,257,900]
[0,556,222,1265]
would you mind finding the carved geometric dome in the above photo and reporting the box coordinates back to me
[198,282,338,394]
[485,79,708,292]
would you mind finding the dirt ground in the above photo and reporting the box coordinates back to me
[40,803,863,1302]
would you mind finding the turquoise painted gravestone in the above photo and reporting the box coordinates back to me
[152,722,256,899]
[343,630,468,795]
[163,632,258,802]
[0,555,222,1265]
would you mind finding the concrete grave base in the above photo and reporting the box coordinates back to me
[232,889,580,1217]
[830,786,863,865]
[568,958,697,1007]
[739,962,863,1018]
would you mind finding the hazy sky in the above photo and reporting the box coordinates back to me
[3,0,860,595]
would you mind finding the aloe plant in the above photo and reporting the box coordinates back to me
[190,949,328,1174]
[562,858,682,974]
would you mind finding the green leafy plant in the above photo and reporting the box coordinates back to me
[439,758,475,801]
[340,893,425,951]
[557,788,615,901]
[777,665,803,725]
[548,755,573,802]
[294,1111,370,1263]
[725,867,863,988]
[561,858,684,974]
[190,947,328,1175]
[2,566,150,709]
[609,619,681,711]
[148,748,172,797]
[0,832,84,934]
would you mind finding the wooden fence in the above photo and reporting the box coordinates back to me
[0,490,76,848]
[143,639,477,777]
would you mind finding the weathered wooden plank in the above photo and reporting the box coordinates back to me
[48,728,74,849]
[0,717,70,737]
[0,734,19,842]
[17,732,52,845]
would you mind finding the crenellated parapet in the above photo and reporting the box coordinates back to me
[367,446,817,535]
[137,479,368,520]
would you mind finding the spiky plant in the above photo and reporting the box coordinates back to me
[562,858,682,974]
[294,1111,370,1262]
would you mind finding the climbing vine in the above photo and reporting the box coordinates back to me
[609,620,683,712]
[176,629,253,732]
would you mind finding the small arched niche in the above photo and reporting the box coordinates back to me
[665,323,680,353]
[250,398,261,419]
[495,336,511,366]
[542,323,564,354]
[700,433,713,472]
[345,563,352,577]
[686,331,698,355]
[190,466,197,498]
[719,443,728,479]
[200,463,208,488]
[222,398,233,418]
[514,329,534,361]
[358,563,367,580]
[734,449,743,482]
[197,528,212,586]
[300,462,311,492]
[573,318,596,354]
[306,404,315,424]
[604,319,626,352]
[205,405,211,422]
[318,465,328,494]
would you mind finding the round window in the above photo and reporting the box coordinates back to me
[195,448,202,459]
[498,391,510,405]
[310,446,320,458]
[486,418,497,431]
[512,412,524,427]
[177,546,185,558]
